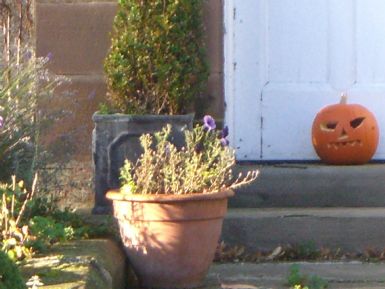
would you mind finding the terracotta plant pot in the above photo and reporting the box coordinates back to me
[106,189,234,289]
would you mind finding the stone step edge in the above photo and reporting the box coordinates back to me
[222,208,385,252]
[231,163,385,208]
[226,207,385,218]
[207,262,385,285]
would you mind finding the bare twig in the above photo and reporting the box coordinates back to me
[15,173,38,225]
[229,170,259,190]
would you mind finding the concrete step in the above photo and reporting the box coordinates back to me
[205,262,385,289]
[222,208,385,252]
[231,163,385,208]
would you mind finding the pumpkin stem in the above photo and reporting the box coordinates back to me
[340,92,348,104]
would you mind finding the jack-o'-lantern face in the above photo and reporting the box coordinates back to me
[312,96,379,165]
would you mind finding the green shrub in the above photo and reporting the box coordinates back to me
[0,251,26,289]
[287,264,328,289]
[104,0,209,114]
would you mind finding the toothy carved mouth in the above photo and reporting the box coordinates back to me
[327,140,362,149]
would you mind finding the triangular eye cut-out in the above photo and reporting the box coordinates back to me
[350,117,365,129]
[320,122,338,131]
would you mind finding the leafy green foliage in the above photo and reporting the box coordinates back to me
[296,241,320,260]
[104,0,209,114]
[97,102,112,115]
[28,216,72,250]
[28,210,110,252]
[1,177,108,260]
[287,264,328,289]
[307,275,329,289]
[0,250,26,289]
[120,160,136,194]
[287,264,304,287]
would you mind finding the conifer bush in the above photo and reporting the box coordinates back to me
[104,0,209,114]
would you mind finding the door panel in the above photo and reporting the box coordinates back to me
[268,0,329,83]
[356,0,385,83]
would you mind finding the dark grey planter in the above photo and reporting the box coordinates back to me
[92,113,194,214]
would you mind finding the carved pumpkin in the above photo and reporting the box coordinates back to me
[312,94,379,165]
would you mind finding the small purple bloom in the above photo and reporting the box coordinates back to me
[88,89,96,100]
[195,142,204,153]
[220,137,229,147]
[46,52,53,61]
[218,126,229,146]
[0,116,3,128]
[165,143,171,157]
[25,50,32,60]
[220,126,229,138]
[203,115,216,131]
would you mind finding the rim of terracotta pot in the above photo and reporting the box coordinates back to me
[106,189,234,203]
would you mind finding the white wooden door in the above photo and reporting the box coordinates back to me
[224,0,385,161]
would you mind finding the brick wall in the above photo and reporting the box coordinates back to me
[36,0,224,162]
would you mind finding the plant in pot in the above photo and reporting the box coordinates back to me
[107,116,258,289]
[93,0,209,214]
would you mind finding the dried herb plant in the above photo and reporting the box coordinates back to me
[120,116,258,194]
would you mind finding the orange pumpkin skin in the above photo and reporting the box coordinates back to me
[312,99,379,165]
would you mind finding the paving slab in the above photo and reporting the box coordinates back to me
[231,163,385,208]
[20,239,130,289]
[205,262,385,289]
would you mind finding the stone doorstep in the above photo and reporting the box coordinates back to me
[231,163,385,208]
[206,262,385,289]
[222,208,385,252]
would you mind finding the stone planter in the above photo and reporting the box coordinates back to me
[92,113,194,214]
[106,189,234,289]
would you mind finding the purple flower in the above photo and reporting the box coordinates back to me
[46,52,53,61]
[195,142,204,153]
[220,137,229,147]
[165,143,171,157]
[220,126,229,138]
[203,115,216,131]
[0,116,3,128]
[88,89,96,100]
[25,50,32,60]
[218,126,229,146]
